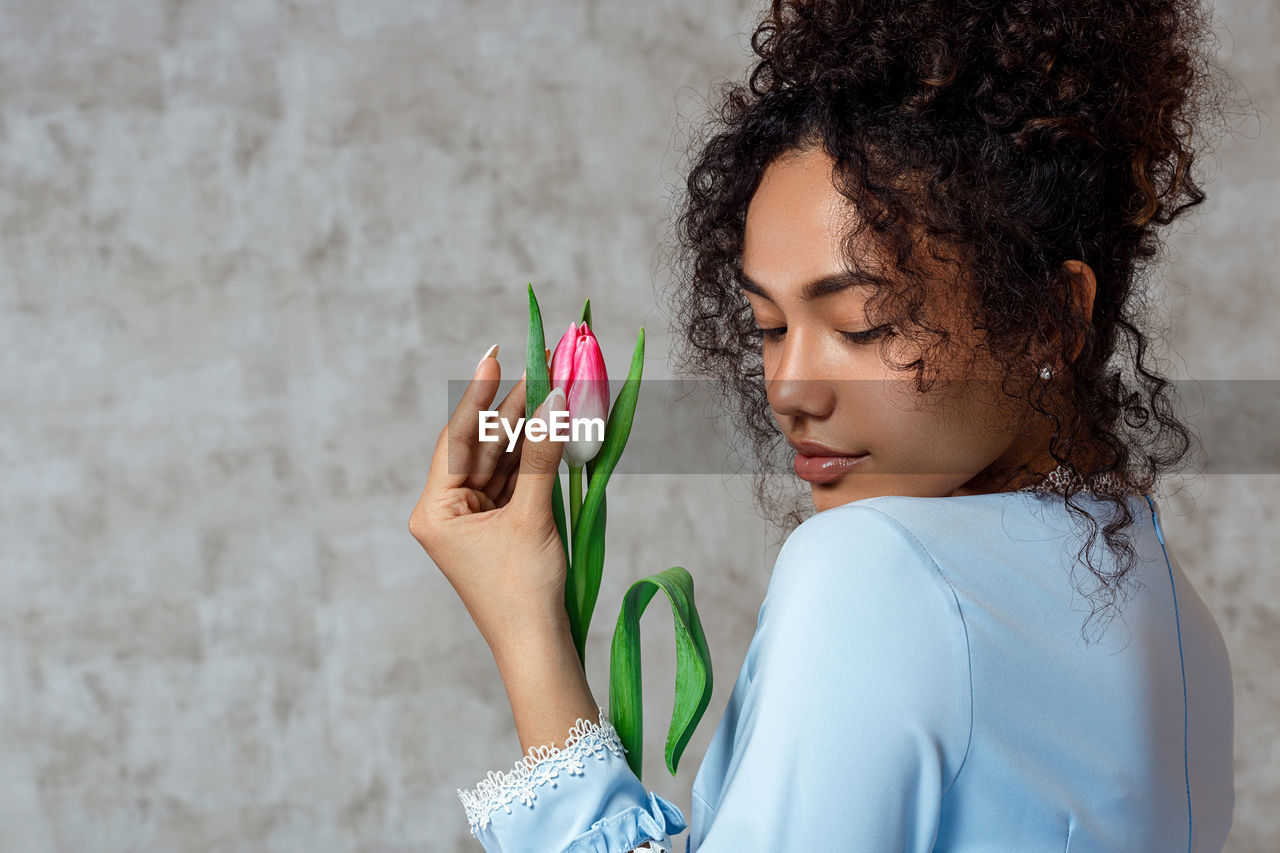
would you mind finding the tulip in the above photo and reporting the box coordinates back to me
[523,285,711,784]
[549,321,611,467]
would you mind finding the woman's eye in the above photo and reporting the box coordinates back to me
[841,325,891,344]
[749,325,891,344]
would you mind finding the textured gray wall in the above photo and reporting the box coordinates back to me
[0,1,1275,851]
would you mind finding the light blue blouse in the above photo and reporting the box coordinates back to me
[457,491,1234,852]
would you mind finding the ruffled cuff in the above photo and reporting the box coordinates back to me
[457,706,688,853]
[563,789,688,853]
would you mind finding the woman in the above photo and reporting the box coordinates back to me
[411,0,1240,849]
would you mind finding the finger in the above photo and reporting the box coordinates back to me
[485,427,524,504]
[467,371,528,492]
[510,387,568,517]
[427,344,503,492]
[484,352,549,499]
[494,465,519,508]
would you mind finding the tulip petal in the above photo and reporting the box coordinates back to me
[557,322,610,468]
[573,326,611,423]
[549,321,578,392]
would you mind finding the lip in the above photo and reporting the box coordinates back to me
[787,438,861,457]
[787,438,869,484]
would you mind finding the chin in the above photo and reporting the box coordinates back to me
[809,485,849,513]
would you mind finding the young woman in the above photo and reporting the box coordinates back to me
[411,0,1240,850]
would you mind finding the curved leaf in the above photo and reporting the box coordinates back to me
[608,566,714,781]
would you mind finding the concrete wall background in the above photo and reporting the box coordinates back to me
[0,1,1275,850]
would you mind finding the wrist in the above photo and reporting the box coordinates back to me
[487,608,577,674]
[489,620,600,756]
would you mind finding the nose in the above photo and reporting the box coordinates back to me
[765,327,837,422]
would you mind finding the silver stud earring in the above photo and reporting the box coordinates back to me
[1038,364,1053,380]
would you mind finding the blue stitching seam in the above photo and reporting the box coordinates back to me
[1146,493,1193,853]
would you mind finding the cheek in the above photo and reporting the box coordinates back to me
[850,386,927,454]
[853,381,1010,471]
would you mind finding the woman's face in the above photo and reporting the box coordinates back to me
[741,145,1044,511]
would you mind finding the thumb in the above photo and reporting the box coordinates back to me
[512,387,568,514]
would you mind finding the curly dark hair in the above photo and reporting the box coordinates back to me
[659,0,1252,640]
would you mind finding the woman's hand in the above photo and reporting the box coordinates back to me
[408,347,571,657]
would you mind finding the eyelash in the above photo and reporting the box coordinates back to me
[751,325,891,345]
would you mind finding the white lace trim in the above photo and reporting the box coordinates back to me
[457,705,628,833]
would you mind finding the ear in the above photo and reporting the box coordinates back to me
[1058,259,1097,363]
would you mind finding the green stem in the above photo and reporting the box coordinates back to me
[567,463,585,665]
[569,464,583,554]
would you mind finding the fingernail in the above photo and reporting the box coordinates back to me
[474,343,499,374]
[540,387,566,415]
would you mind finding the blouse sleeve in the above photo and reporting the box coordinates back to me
[457,705,688,853]
[693,505,973,852]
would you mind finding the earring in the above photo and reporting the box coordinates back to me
[1038,364,1053,380]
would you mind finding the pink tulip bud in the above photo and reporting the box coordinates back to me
[548,321,610,466]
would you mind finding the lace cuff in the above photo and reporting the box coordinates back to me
[457,706,686,853]
[458,705,626,832]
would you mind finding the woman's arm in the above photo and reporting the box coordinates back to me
[463,503,970,852]
[459,618,687,853]
[412,355,686,851]
[490,617,600,758]
[498,617,678,853]
[493,624,681,853]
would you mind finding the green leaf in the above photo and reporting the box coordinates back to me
[579,298,592,330]
[570,327,645,663]
[525,284,551,420]
[608,566,714,781]
[526,284,572,629]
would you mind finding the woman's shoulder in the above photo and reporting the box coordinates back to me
[781,490,1150,586]
[834,490,1154,540]
[767,495,990,598]
[812,490,1049,541]
[771,499,942,588]
[753,489,1149,664]
[744,501,975,775]
[760,501,968,662]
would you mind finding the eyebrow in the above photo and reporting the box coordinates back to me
[736,268,874,302]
